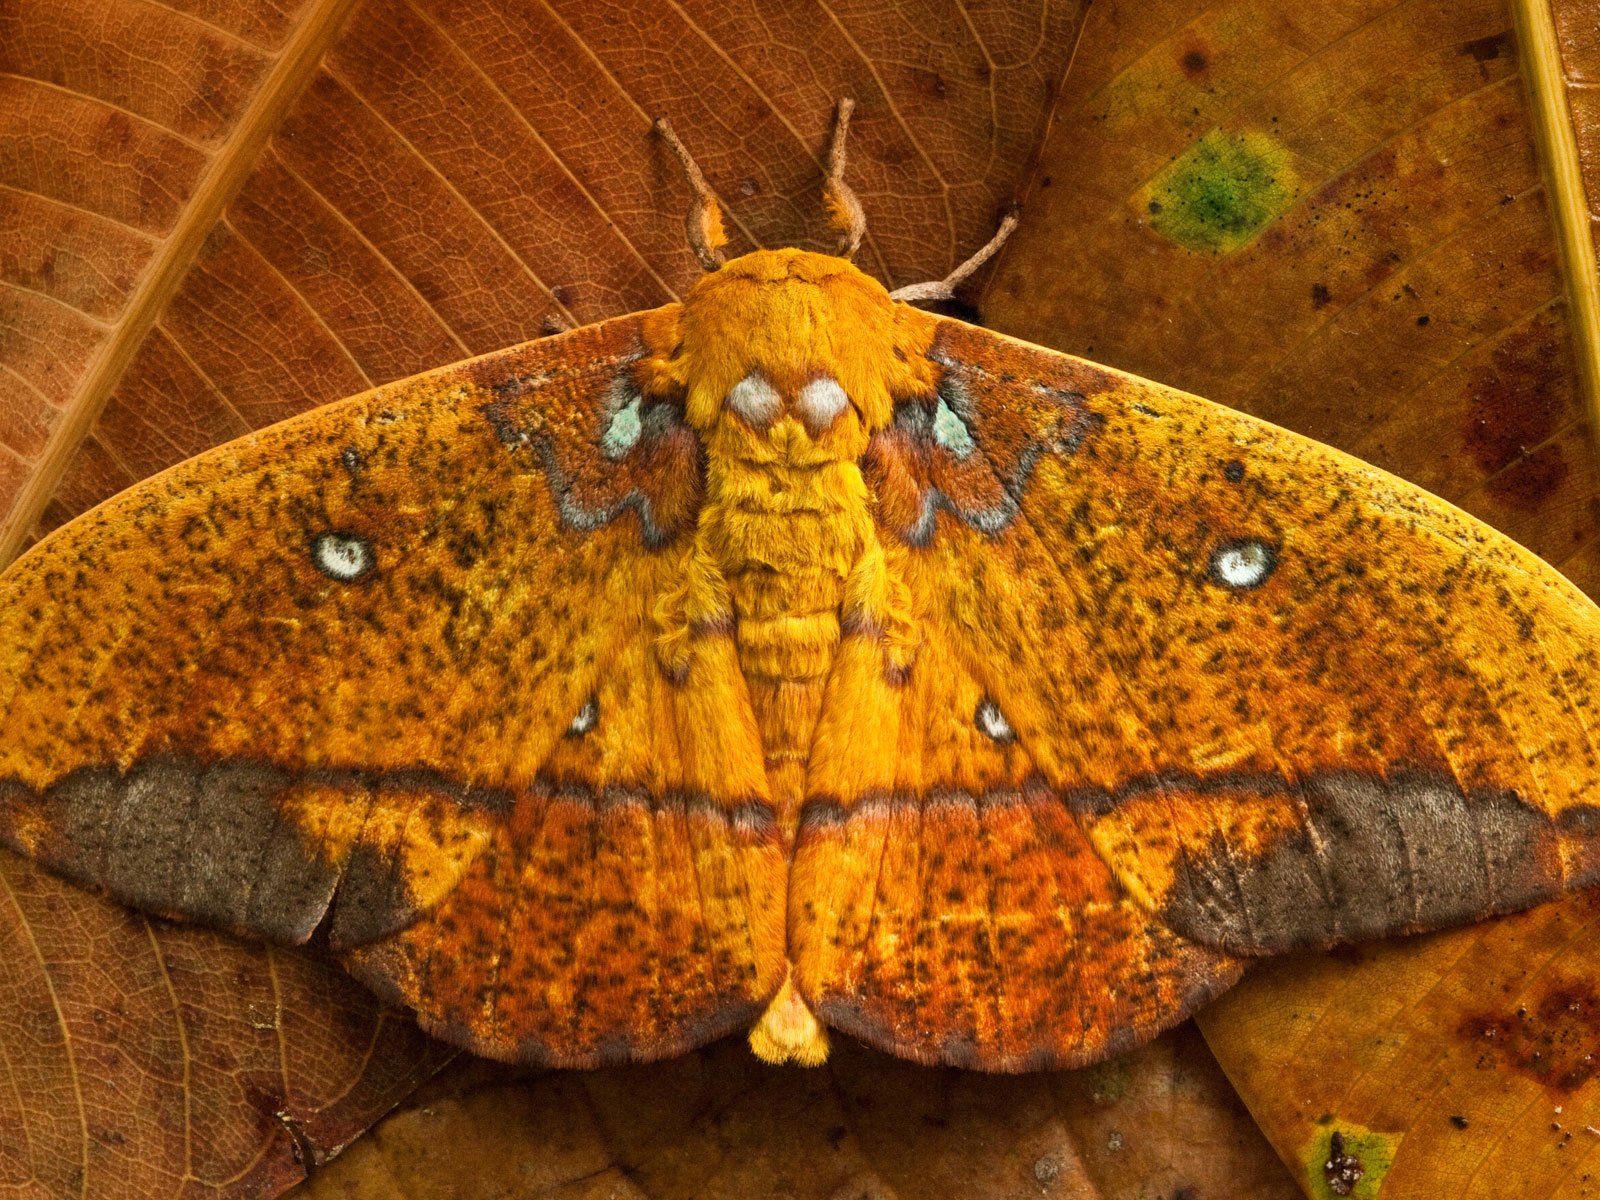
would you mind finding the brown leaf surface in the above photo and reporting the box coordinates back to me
[287,1026,1296,1200]
[0,0,361,561]
[975,0,1600,1194]
[0,849,453,1199]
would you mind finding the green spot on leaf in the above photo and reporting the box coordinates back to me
[1085,1059,1132,1104]
[1140,130,1297,255]
[1300,1121,1401,1199]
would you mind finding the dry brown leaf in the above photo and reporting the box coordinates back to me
[288,1026,1297,1200]
[0,850,453,1198]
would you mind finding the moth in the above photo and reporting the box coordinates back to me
[3,100,1600,1074]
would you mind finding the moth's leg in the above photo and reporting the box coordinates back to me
[888,207,1021,304]
[841,533,919,683]
[824,98,867,259]
[653,117,729,272]
[652,538,734,685]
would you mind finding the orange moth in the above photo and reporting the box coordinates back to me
[4,101,1600,1072]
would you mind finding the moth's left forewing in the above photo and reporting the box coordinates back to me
[794,307,1600,1069]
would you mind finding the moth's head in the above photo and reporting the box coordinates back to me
[673,247,926,461]
[649,101,972,461]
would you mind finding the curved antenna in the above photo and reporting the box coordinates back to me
[824,98,868,259]
[653,117,729,272]
[889,206,1021,304]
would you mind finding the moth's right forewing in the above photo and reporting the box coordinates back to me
[0,307,787,1067]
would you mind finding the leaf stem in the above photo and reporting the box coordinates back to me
[1512,0,1600,473]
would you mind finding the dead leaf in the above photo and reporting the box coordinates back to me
[0,850,452,1198]
[287,1026,1298,1200]
[983,0,1600,582]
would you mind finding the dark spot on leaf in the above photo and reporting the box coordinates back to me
[1462,30,1512,62]
[1450,1115,1470,1130]
[1485,443,1570,511]
[1455,976,1600,1091]
[1181,49,1209,74]
[911,67,947,99]
[1464,320,1570,479]
[1311,282,1331,308]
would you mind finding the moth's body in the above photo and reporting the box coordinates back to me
[664,250,919,842]
[638,250,933,1060]
[6,130,1600,1077]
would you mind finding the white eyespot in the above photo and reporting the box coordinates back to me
[796,376,849,433]
[975,698,1015,743]
[1209,539,1277,590]
[312,531,375,581]
[726,373,782,429]
[932,394,975,458]
[566,697,599,737]
[601,394,643,459]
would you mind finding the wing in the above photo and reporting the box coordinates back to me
[0,309,786,1067]
[790,309,1600,1070]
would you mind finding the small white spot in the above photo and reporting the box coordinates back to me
[932,395,974,458]
[1210,539,1276,589]
[726,373,782,429]
[795,376,849,433]
[312,532,374,581]
[567,697,599,737]
[601,394,642,459]
[975,698,1015,743]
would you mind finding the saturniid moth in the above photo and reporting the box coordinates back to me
[3,100,1599,1073]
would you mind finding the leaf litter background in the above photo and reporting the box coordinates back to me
[3,0,1600,1195]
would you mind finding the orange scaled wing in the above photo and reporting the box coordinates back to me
[0,310,785,1066]
[790,310,1600,1070]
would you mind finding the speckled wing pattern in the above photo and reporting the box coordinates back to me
[789,310,1600,1070]
[0,310,786,1067]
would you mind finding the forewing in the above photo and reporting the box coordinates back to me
[0,309,785,1066]
[791,308,1600,1069]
